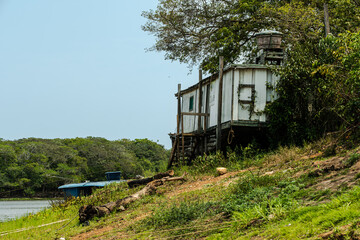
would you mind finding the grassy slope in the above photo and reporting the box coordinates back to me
[1,137,360,240]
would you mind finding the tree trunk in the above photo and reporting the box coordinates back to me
[324,2,331,37]
[79,172,185,223]
[127,170,174,188]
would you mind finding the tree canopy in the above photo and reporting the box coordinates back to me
[0,138,169,197]
[142,0,360,72]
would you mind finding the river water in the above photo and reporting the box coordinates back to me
[0,200,51,222]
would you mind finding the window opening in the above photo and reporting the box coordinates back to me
[189,96,194,111]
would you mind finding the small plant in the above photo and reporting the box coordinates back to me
[323,144,337,157]
[344,153,360,168]
[140,200,222,229]
[232,173,281,195]
[309,189,332,201]
[263,145,300,165]
[355,172,360,179]
[189,151,228,174]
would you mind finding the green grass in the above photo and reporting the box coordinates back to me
[207,186,360,240]
[0,203,79,240]
[0,182,139,240]
[142,200,221,228]
[344,153,360,167]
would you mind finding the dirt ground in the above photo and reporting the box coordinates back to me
[71,170,251,240]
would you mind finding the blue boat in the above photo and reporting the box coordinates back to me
[58,171,126,198]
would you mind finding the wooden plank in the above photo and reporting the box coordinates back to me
[239,100,253,104]
[182,133,206,137]
[239,84,255,88]
[216,56,224,151]
[231,120,267,127]
[181,112,209,116]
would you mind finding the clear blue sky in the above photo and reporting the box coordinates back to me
[0,0,198,149]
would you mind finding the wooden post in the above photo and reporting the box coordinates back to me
[198,69,203,133]
[181,114,185,161]
[198,69,203,155]
[216,56,224,151]
[177,84,181,162]
[324,2,330,37]
[204,78,210,153]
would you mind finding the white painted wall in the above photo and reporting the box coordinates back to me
[208,79,218,128]
[222,70,233,123]
[181,85,208,133]
[179,65,278,133]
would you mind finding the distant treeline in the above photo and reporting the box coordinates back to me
[0,137,169,197]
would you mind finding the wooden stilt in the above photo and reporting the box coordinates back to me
[204,81,210,153]
[198,69,203,155]
[216,56,224,152]
[177,84,181,163]
[181,114,185,161]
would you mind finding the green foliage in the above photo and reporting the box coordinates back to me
[143,0,360,73]
[211,173,360,239]
[185,143,263,175]
[344,153,360,168]
[266,31,360,146]
[0,138,168,197]
[141,200,220,229]
[189,151,227,174]
[221,173,283,214]
[125,138,168,173]
[142,0,273,72]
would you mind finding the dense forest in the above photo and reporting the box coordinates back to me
[0,137,169,197]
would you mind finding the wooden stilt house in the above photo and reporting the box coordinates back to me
[168,31,284,167]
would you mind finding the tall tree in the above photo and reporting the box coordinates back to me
[142,0,274,72]
[143,0,360,72]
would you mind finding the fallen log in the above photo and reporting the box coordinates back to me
[127,170,174,188]
[79,172,185,223]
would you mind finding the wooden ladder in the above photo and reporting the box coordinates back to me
[167,137,178,169]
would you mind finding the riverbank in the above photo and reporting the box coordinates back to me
[1,137,360,239]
